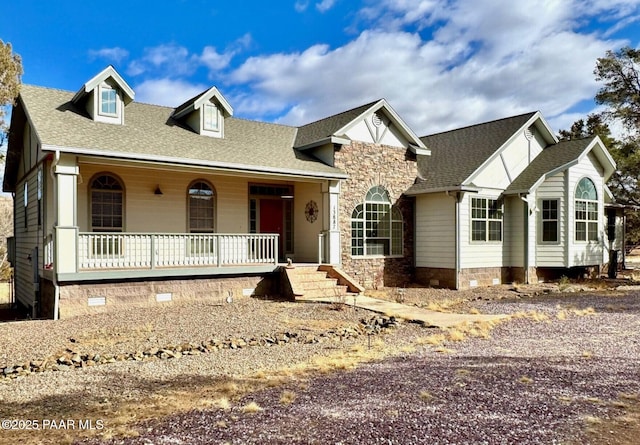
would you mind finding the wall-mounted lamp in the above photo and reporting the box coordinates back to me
[154,185,163,195]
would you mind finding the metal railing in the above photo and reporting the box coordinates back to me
[77,232,279,270]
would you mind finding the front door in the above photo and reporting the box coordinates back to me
[260,199,284,259]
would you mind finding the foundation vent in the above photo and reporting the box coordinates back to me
[88,296,106,307]
[469,280,478,288]
[156,293,172,302]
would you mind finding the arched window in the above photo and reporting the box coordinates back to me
[188,180,215,233]
[575,177,598,241]
[91,173,124,232]
[351,186,403,256]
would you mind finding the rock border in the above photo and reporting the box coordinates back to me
[1,316,400,380]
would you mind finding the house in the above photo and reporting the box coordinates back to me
[408,112,618,288]
[3,66,619,319]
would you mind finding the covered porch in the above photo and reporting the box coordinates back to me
[46,154,343,281]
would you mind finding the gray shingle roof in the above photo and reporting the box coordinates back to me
[294,100,379,148]
[505,137,594,193]
[17,85,346,179]
[407,112,536,193]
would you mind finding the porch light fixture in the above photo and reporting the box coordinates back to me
[154,185,163,195]
[280,195,294,199]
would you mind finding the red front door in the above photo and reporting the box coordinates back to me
[260,199,284,259]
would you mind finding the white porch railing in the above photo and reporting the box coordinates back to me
[77,232,279,270]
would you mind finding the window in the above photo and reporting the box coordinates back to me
[471,197,502,242]
[37,168,42,226]
[23,181,28,228]
[351,186,403,256]
[541,199,559,242]
[188,180,215,233]
[100,86,117,116]
[91,174,124,232]
[575,177,598,241]
[203,103,219,131]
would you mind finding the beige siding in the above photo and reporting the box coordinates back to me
[459,191,505,268]
[78,164,250,233]
[14,171,40,309]
[567,154,605,266]
[77,163,324,261]
[415,193,455,268]
[293,182,324,262]
[535,172,566,267]
[505,196,524,267]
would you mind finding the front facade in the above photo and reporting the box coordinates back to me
[4,66,618,318]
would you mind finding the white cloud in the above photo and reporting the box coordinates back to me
[134,78,207,107]
[88,47,129,63]
[126,43,196,77]
[294,1,309,12]
[226,0,639,134]
[316,0,337,13]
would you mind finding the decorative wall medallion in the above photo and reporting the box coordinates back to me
[305,200,318,223]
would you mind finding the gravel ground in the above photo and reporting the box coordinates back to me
[77,290,640,445]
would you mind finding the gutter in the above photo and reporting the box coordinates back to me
[41,144,349,181]
[405,185,480,197]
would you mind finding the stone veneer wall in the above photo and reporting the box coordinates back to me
[54,275,277,319]
[334,141,417,288]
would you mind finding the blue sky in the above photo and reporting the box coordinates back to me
[4,0,640,135]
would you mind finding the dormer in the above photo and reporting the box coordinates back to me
[71,66,134,125]
[172,87,233,138]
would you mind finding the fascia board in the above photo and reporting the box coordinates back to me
[41,144,348,180]
[296,136,351,151]
[580,137,616,180]
[334,99,427,149]
[464,112,546,186]
[404,185,481,196]
[72,66,135,104]
[193,86,234,116]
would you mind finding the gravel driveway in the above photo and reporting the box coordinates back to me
[85,291,640,445]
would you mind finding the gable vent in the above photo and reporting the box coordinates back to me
[372,112,383,127]
[524,127,534,140]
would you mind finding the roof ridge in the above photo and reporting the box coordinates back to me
[421,111,537,138]
[297,99,381,129]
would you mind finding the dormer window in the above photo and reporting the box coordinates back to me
[203,103,219,131]
[100,86,117,116]
[71,66,135,125]
[172,86,233,139]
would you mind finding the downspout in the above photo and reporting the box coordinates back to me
[455,192,461,290]
[521,195,529,284]
[50,151,60,320]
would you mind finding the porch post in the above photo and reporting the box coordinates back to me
[53,154,79,275]
[322,180,341,265]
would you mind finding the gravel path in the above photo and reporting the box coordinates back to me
[82,291,640,445]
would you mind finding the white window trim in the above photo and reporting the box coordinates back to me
[98,85,118,117]
[574,177,599,243]
[539,198,560,244]
[470,196,503,243]
[203,103,220,132]
[350,186,403,258]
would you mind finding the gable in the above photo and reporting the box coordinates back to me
[71,66,135,125]
[172,87,233,139]
[294,99,428,155]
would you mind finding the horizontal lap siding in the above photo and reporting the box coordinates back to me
[459,192,505,269]
[294,182,323,263]
[415,194,455,268]
[15,172,39,309]
[535,173,566,267]
[567,155,605,266]
[77,165,250,233]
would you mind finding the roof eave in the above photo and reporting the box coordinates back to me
[296,136,351,151]
[334,99,427,149]
[405,185,481,196]
[41,144,348,180]
[71,66,135,104]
